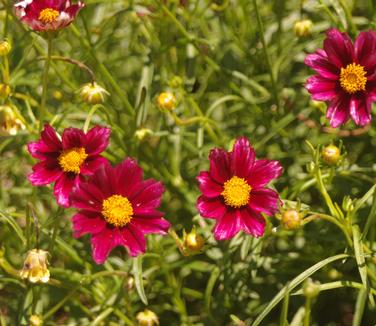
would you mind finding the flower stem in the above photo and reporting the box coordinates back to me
[304,297,312,326]
[39,35,53,131]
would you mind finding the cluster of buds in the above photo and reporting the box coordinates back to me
[20,249,50,283]
[136,309,159,326]
[156,92,177,111]
[293,19,313,37]
[0,105,26,136]
[79,82,109,104]
[0,40,11,56]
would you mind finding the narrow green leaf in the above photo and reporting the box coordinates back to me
[252,253,349,326]
[205,266,220,315]
[133,256,148,305]
[352,225,369,290]
[353,289,367,326]
[353,184,376,215]
[0,211,25,244]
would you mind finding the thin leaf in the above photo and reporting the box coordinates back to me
[205,266,220,316]
[353,289,367,326]
[352,225,369,290]
[0,211,25,244]
[133,256,148,305]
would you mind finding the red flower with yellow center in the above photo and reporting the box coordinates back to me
[70,159,170,264]
[14,0,84,31]
[196,137,282,240]
[28,124,110,207]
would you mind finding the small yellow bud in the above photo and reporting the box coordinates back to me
[52,90,63,100]
[136,309,159,326]
[20,249,50,283]
[183,227,205,255]
[293,19,313,37]
[29,315,43,326]
[303,278,320,298]
[0,105,26,136]
[0,84,11,99]
[281,209,302,230]
[0,40,11,56]
[156,92,176,111]
[322,145,341,165]
[80,82,109,104]
[135,128,152,141]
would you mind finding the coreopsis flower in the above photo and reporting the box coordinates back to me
[20,249,50,283]
[27,124,110,207]
[305,29,376,127]
[136,309,159,326]
[80,82,109,104]
[14,0,84,32]
[71,159,171,264]
[196,137,282,240]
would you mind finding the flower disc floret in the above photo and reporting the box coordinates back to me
[339,63,367,94]
[102,195,133,227]
[58,147,88,174]
[221,176,251,208]
[38,8,59,24]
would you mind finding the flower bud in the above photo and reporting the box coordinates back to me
[169,76,183,88]
[135,128,152,141]
[20,249,50,283]
[136,309,159,326]
[293,19,313,37]
[156,92,176,111]
[303,278,320,299]
[29,315,43,326]
[0,105,26,136]
[0,84,11,99]
[0,40,11,56]
[183,227,205,255]
[342,196,354,212]
[322,145,341,165]
[306,161,315,173]
[281,209,302,230]
[80,82,109,104]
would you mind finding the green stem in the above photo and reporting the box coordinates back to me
[303,297,312,326]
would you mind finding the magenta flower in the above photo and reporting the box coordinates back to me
[28,124,110,207]
[70,159,170,264]
[14,0,84,31]
[305,28,376,127]
[196,137,282,241]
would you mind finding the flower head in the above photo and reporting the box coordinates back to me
[136,309,159,326]
[20,249,50,283]
[196,137,282,240]
[14,0,84,31]
[0,105,25,136]
[70,159,171,264]
[305,29,376,127]
[80,82,109,104]
[27,124,110,207]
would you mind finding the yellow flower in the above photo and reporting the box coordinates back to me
[136,309,159,326]
[0,40,11,56]
[0,105,26,136]
[156,92,176,111]
[80,82,109,104]
[29,315,43,326]
[293,19,313,37]
[20,249,50,283]
[322,145,341,165]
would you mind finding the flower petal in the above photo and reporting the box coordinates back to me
[131,179,164,212]
[304,51,339,80]
[355,31,376,71]
[324,29,354,68]
[209,148,231,183]
[130,217,170,235]
[249,188,279,216]
[28,161,62,185]
[326,95,350,128]
[40,124,62,151]
[305,75,338,101]
[213,210,241,240]
[113,158,143,197]
[239,209,266,237]
[230,137,255,178]
[72,211,107,238]
[248,159,282,188]
[53,174,80,207]
[197,196,226,219]
[62,127,85,149]
[120,225,146,257]
[71,182,105,212]
[80,156,108,176]
[91,227,117,264]
[84,126,111,156]
[196,171,223,198]
[349,95,372,126]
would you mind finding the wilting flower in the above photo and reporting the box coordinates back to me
[71,159,171,264]
[196,137,282,240]
[27,124,110,207]
[305,29,376,127]
[14,0,84,31]
[20,249,50,283]
[0,105,25,136]
[136,309,159,326]
[80,82,109,104]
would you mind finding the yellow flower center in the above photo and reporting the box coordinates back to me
[221,176,252,208]
[58,147,88,174]
[339,63,367,94]
[102,195,133,227]
[38,8,59,24]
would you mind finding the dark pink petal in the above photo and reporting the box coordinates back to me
[324,29,354,68]
[72,211,107,238]
[196,196,226,219]
[120,225,146,257]
[349,95,372,126]
[240,209,266,237]
[131,179,164,211]
[305,75,338,101]
[213,210,241,240]
[133,209,164,218]
[65,2,85,18]
[248,159,282,188]
[209,148,231,183]
[62,128,85,149]
[91,227,117,264]
[28,161,62,185]
[304,51,339,80]
[196,171,223,198]
[80,156,108,176]
[130,217,170,235]
[40,124,62,151]
[355,31,376,71]
[28,139,59,160]
[326,95,350,128]
[84,126,111,156]
[230,137,255,178]
[90,163,114,198]
[53,174,80,207]
[114,158,143,197]
[249,188,279,216]
[71,182,104,212]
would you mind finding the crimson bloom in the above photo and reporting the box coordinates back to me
[305,29,376,127]
[15,0,84,31]
[70,159,170,264]
[28,124,110,207]
[196,137,282,240]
